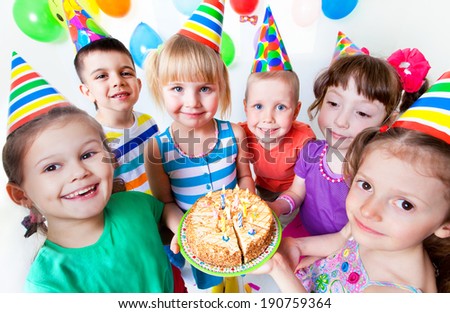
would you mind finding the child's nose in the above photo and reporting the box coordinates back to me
[70,161,90,182]
[334,111,350,129]
[359,196,382,222]
[183,91,200,107]
[112,74,125,88]
[262,109,275,122]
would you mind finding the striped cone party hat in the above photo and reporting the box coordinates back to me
[332,31,368,62]
[251,6,292,73]
[178,0,225,53]
[393,70,450,144]
[63,0,110,52]
[7,52,70,135]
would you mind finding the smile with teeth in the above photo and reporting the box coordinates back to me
[63,185,97,199]
[259,127,278,135]
[111,92,130,99]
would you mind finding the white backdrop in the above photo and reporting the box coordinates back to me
[1,0,450,292]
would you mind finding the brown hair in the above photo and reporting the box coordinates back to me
[344,127,450,292]
[244,71,300,104]
[308,54,402,123]
[144,34,231,118]
[74,37,135,83]
[3,106,110,186]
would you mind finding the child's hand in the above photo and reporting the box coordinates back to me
[170,234,180,254]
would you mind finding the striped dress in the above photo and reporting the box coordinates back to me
[156,119,238,211]
[103,111,159,194]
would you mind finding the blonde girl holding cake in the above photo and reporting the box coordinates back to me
[144,0,254,292]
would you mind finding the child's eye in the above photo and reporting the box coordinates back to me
[394,199,414,211]
[357,111,371,118]
[44,164,61,172]
[253,104,263,110]
[121,71,134,77]
[81,152,96,160]
[356,180,372,191]
[200,86,211,92]
[327,101,338,107]
[173,86,183,92]
[95,74,107,79]
[276,104,287,111]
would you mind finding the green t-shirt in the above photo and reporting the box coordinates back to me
[25,191,174,292]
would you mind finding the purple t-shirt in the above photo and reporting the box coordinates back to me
[294,140,349,235]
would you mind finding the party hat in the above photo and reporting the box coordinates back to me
[393,70,450,144]
[7,52,70,135]
[178,0,225,53]
[63,0,110,52]
[251,6,292,73]
[332,31,368,62]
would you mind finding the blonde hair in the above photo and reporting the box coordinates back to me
[145,34,231,118]
[244,71,300,104]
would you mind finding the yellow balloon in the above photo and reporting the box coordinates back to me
[48,0,100,27]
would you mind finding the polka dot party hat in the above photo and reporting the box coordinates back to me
[7,52,70,135]
[393,70,450,144]
[178,0,225,53]
[332,31,368,62]
[63,0,110,52]
[251,6,292,73]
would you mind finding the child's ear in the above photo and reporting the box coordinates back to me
[6,182,32,208]
[138,78,142,92]
[434,222,450,239]
[293,101,302,119]
[243,99,248,112]
[79,84,96,102]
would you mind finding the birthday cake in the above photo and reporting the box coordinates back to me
[185,187,275,267]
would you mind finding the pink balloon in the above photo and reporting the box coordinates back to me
[292,0,321,27]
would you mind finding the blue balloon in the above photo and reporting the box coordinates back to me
[322,0,358,20]
[129,22,163,69]
[171,0,201,16]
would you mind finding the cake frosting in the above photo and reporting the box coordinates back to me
[185,186,275,267]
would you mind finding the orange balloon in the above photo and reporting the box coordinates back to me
[96,0,131,17]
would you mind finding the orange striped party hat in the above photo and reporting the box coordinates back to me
[7,52,70,135]
[178,0,225,53]
[393,70,450,144]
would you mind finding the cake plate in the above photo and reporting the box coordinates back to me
[178,212,282,277]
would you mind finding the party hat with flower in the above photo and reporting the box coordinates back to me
[178,0,225,53]
[63,0,110,52]
[251,6,292,73]
[332,31,369,62]
[7,52,70,135]
[392,70,450,144]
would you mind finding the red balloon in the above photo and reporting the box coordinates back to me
[230,0,258,15]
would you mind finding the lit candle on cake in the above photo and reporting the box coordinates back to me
[225,205,231,220]
[242,202,247,217]
[237,211,243,228]
[233,193,240,209]
[220,215,226,233]
[221,185,226,209]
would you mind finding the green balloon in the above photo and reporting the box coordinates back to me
[220,31,235,67]
[13,0,65,42]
